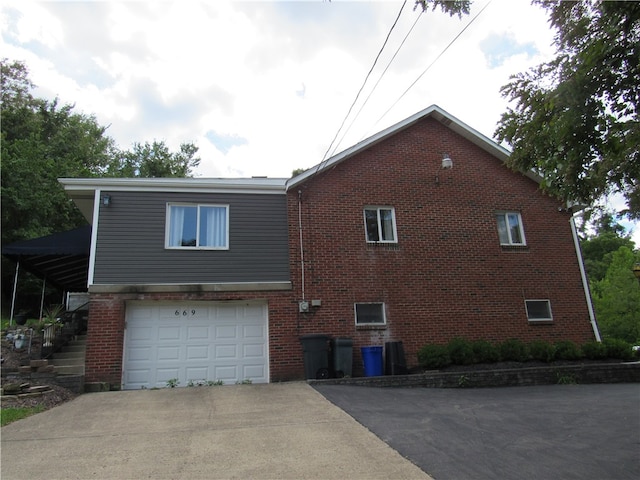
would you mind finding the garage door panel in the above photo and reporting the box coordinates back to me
[156,368,180,382]
[215,344,238,359]
[186,367,209,382]
[215,325,237,338]
[157,346,180,361]
[243,343,265,358]
[214,365,238,381]
[124,301,268,389]
[186,345,209,360]
[158,326,181,340]
[243,364,266,379]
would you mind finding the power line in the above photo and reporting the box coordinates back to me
[369,0,494,135]
[329,7,424,159]
[319,0,408,167]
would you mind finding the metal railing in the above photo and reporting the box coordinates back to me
[40,308,88,359]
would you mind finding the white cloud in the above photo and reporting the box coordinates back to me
[1,0,636,238]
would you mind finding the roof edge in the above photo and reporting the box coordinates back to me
[286,104,515,190]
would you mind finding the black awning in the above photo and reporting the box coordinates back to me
[2,226,91,291]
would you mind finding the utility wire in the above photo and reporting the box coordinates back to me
[369,0,493,135]
[319,0,408,168]
[329,7,424,159]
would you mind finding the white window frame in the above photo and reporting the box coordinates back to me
[496,212,526,246]
[525,299,553,322]
[364,206,398,243]
[354,302,387,326]
[165,203,229,250]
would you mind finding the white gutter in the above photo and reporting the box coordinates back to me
[570,215,601,341]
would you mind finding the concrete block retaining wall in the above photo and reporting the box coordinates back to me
[310,362,640,388]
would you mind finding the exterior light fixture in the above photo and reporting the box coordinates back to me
[441,154,453,169]
[102,194,111,206]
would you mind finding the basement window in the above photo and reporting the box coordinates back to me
[355,303,386,326]
[525,300,553,322]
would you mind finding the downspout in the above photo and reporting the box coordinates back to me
[298,190,305,301]
[10,261,19,326]
[570,215,601,341]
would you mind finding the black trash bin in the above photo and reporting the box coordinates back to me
[332,337,353,378]
[385,341,408,375]
[300,334,331,379]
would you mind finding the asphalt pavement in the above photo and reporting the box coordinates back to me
[314,383,640,480]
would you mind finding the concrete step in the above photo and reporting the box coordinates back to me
[50,357,85,366]
[63,344,86,352]
[52,351,85,360]
[53,365,85,375]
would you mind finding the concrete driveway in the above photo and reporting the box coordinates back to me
[314,383,640,480]
[1,382,429,480]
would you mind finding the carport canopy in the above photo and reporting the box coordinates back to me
[2,225,91,292]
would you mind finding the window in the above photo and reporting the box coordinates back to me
[364,207,397,243]
[496,212,526,246]
[354,303,386,325]
[525,300,552,322]
[166,204,228,249]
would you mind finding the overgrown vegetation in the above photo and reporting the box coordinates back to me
[417,337,637,370]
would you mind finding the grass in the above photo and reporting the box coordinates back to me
[1,405,44,426]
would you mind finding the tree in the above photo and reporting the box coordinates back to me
[495,1,640,219]
[580,213,635,282]
[1,60,115,244]
[591,246,640,344]
[414,0,470,17]
[105,141,200,178]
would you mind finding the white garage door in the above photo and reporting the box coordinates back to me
[123,300,269,389]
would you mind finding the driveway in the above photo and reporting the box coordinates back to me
[1,382,429,480]
[314,383,640,480]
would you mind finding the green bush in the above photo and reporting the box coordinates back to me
[581,341,608,360]
[554,340,583,361]
[499,338,529,362]
[529,340,555,362]
[417,344,451,369]
[603,338,634,361]
[447,338,475,365]
[471,340,500,364]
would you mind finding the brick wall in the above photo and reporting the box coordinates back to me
[286,117,596,374]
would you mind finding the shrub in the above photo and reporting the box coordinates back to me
[447,338,475,365]
[499,338,529,362]
[581,341,608,360]
[417,344,451,369]
[603,338,634,361]
[471,340,500,364]
[529,340,555,362]
[554,340,583,361]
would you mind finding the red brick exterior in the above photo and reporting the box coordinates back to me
[85,115,597,387]
[283,117,596,375]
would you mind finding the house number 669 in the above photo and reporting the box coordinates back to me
[175,309,196,316]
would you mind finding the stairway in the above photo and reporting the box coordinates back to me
[50,335,86,375]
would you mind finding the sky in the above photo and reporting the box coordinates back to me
[1,0,637,243]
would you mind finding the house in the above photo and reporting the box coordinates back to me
[60,105,599,390]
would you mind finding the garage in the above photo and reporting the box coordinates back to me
[123,300,269,389]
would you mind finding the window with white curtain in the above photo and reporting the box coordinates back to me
[364,207,397,243]
[166,204,229,249]
[495,212,526,246]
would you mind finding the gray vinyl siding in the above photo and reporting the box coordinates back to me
[93,191,289,284]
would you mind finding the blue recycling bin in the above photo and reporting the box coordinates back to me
[361,346,383,377]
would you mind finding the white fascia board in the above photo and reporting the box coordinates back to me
[286,104,527,190]
[59,177,288,195]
